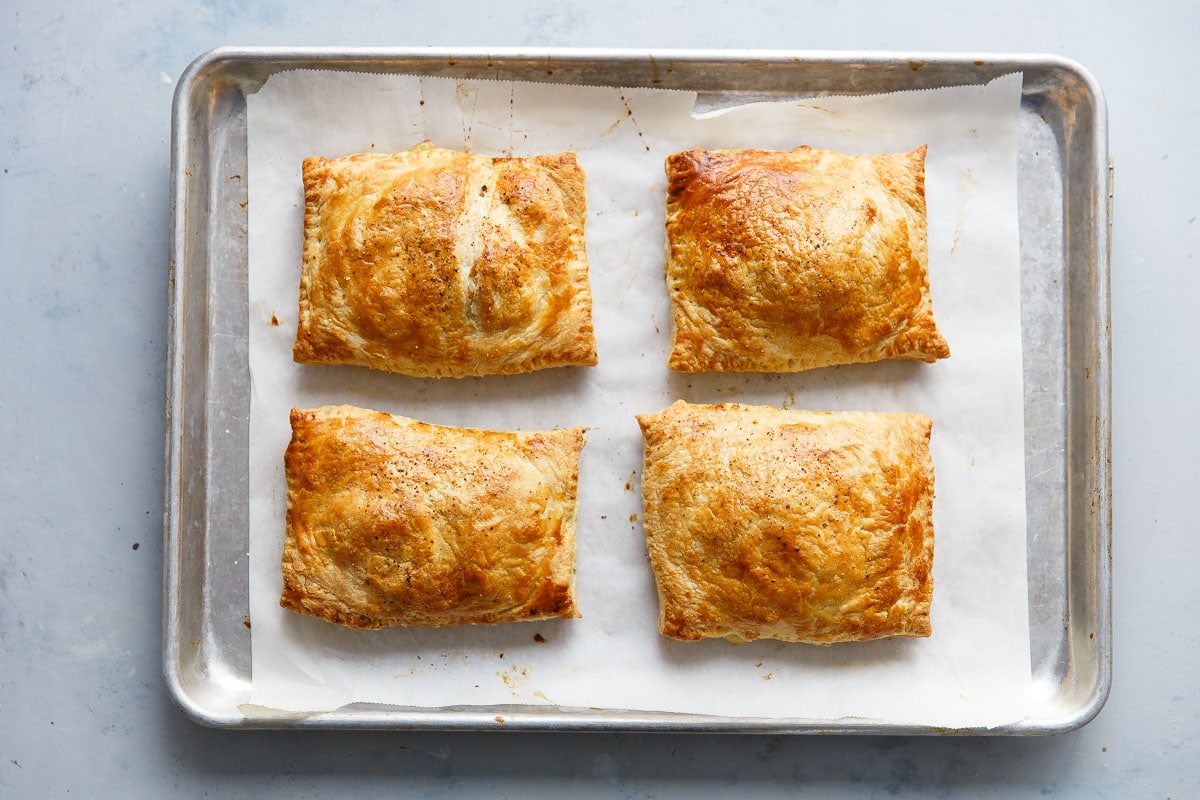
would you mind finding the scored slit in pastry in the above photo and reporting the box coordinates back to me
[281,405,585,629]
[636,400,935,644]
[663,145,950,373]
[294,143,597,378]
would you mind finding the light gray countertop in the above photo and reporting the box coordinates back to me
[1,1,1195,796]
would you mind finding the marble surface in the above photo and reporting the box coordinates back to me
[1,1,1196,796]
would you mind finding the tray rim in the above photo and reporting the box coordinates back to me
[164,45,1112,734]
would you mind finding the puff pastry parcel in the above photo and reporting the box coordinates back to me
[664,146,950,373]
[636,400,935,644]
[281,405,585,629]
[294,143,597,377]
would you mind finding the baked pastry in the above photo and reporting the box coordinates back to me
[294,143,597,377]
[636,400,935,644]
[663,145,950,372]
[281,405,585,629]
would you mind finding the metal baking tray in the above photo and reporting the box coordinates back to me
[164,47,1111,733]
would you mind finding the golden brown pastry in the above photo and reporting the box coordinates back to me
[281,405,585,629]
[663,145,949,372]
[294,143,597,377]
[636,400,935,644]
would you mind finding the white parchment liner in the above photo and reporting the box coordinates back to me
[246,70,1030,727]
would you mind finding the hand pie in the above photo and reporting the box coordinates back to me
[281,405,585,629]
[636,400,935,644]
[294,143,597,377]
[663,146,950,373]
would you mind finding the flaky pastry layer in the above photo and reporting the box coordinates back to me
[637,400,935,644]
[281,405,585,629]
[664,146,949,373]
[294,144,596,377]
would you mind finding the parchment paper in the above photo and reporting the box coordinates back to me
[246,70,1031,727]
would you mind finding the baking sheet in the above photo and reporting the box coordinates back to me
[244,70,1032,727]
